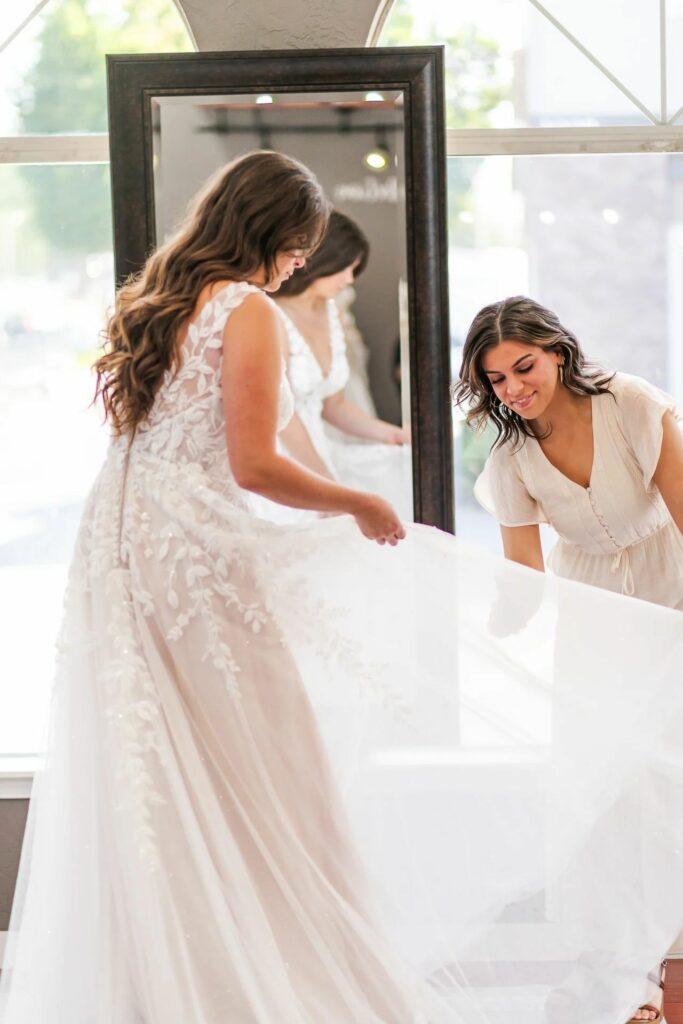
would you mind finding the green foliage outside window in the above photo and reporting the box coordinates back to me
[383,1,508,487]
[382,0,509,246]
[381,1,507,131]
[17,0,191,258]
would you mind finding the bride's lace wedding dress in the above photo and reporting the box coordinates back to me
[2,282,683,1023]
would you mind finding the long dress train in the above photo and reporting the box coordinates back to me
[2,282,683,1023]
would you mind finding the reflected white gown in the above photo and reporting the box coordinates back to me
[275,298,413,520]
[2,282,683,1023]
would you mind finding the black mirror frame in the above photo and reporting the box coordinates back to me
[106,46,453,532]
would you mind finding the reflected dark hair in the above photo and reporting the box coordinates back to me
[452,296,614,450]
[277,209,369,296]
[94,151,329,435]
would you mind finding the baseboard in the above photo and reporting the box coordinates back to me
[0,759,37,799]
[0,776,32,799]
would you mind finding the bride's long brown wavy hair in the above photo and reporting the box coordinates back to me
[94,151,329,436]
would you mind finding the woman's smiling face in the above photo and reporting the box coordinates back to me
[481,339,563,420]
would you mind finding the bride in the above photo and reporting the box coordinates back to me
[271,209,413,521]
[2,151,683,1024]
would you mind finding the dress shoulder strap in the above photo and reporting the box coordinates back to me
[327,299,345,352]
[273,303,308,356]
[211,280,262,314]
[327,299,349,379]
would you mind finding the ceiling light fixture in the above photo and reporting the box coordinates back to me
[363,144,390,171]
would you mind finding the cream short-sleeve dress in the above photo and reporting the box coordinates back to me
[475,372,683,609]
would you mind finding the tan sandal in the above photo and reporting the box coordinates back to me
[627,961,666,1023]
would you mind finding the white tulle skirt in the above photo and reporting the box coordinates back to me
[326,437,414,521]
[1,445,682,1023]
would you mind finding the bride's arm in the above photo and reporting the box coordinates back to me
[278,414,335,480]
[322,390,410,444]
[222,292,404,543]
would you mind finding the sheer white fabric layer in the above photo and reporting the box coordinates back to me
[2,283,682,1023]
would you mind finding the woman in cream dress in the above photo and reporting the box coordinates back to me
[455,294,683,1021]
[456,296,683,609]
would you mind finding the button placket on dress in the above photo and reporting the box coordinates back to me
[586,485,635,595]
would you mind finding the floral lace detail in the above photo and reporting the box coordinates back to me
[69,282,299,867]
[72,281,394,869]
[115,282,294,700]
[102,566,169,872]
[126,459,272,699]
[134,281,293,476]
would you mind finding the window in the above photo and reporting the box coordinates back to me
[0,0,194,771]
[380,0,683,550]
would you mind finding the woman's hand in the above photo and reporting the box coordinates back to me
[322,392,411,445]
[373,421,411,446]
[351,494,406,545]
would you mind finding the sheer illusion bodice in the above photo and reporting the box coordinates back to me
[131,281,294,504]
[276,298,348,471]
[3,285,683,1024]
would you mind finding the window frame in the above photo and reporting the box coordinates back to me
[0,0,194,785]
[3,122,681,791]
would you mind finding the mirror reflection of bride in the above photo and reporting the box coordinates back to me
[267,210,413,521]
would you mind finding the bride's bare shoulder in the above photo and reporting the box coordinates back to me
[223,289,284,356]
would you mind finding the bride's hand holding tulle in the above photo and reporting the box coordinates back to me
[351,494,406,545]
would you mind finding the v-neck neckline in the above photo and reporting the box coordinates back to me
[282,300,335,381]
[534,394,597,491]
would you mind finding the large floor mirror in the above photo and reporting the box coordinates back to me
[107,47,453,530]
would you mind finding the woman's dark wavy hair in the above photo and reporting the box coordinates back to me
[276,209,369,297]
[94,150,330,436]
[452,296,614,450]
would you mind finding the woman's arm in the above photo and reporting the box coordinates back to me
[500,524,545,572]
[222,293,404,543]
[322,391,409,444]
[653,411,683,534]
[278,413,335,480]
